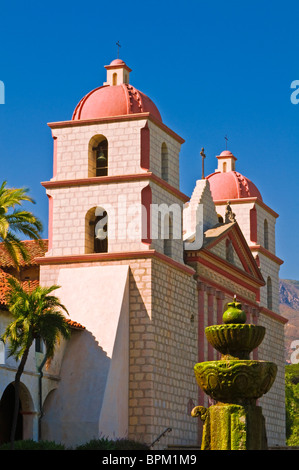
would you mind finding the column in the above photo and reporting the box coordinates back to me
[216,291,225,325]
[216,291,225,359]
[207,287,216,361]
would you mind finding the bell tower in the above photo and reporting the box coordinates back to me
[206,151,283,315]
[38,58,198,447]
[42,58,188,261]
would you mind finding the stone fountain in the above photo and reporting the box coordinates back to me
[191,298,277,450]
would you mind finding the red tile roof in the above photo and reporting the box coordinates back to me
[65,319,85,330]
[0,272,41,305]
[0,239,48,267]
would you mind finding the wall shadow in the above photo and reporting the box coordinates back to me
[42,328,111,447]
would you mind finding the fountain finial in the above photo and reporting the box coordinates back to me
[222,296,246,324]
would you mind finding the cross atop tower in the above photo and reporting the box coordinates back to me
[200,147,206,179]
[225,135,228,150]
[116,41,121,58]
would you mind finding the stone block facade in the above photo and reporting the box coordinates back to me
[258,312,286,446]
[39,255,198,448]
[51,119,147,181]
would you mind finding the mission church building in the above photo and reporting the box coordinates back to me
[0,57,287,448]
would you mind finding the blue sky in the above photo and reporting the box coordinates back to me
[0,0,298,279]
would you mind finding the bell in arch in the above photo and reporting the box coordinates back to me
[97,147,106,163]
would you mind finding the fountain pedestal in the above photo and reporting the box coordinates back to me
[192,299,277,450]
[192,403,267,450]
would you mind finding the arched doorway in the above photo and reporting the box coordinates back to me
[0,383,23,444]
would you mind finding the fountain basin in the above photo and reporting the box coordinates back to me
[194,359,277,404]
[205,324,265,359]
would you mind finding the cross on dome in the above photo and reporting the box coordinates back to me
[116,41,121,58]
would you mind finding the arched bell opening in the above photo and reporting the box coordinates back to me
[88,135,108,177]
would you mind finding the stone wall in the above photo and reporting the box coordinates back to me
[52,119,148,181]
[40,255,198,448]
[46,180,150,257]
[148,120,181,189]
[258,311,286,447]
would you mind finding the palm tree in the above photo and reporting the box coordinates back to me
[1,277,71,448]
[0,181,43,266]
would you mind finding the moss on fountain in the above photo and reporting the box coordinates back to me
[191,297,277,450]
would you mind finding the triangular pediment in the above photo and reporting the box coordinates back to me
[202,221,264,283]
[185,221,264,286]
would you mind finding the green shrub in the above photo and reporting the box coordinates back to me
[113,438,149,450]
[76,437,116,450]
[76,437,149,450]
[0,437,149,451]
[0,439,65,450]
[285,364,299,446]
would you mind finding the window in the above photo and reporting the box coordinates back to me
[264,219,269,250]
[163,213,173,257]
[113,73,117,86]
[89,135,108,177]
[267,277,272,310]
[223,162,227,173]
[85,207,108,253]
[161,143,168,182]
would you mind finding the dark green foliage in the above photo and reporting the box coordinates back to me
[0,437,149,450]
[75,438,116,450]
[76,437,149,450]
[285,364,299,446]
[113,438,149,450]
[0,439,65,450]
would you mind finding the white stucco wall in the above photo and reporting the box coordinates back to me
[41,264,129,447]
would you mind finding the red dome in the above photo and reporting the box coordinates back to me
[72,83,162,122]
[109,59,126,66]
[206,171,263,201]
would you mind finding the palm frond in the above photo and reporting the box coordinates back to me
[0,181,43,267]
[6,210,43,234]
[2,279,70,362]
[1,234,30,266]
[0,182,35,208]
